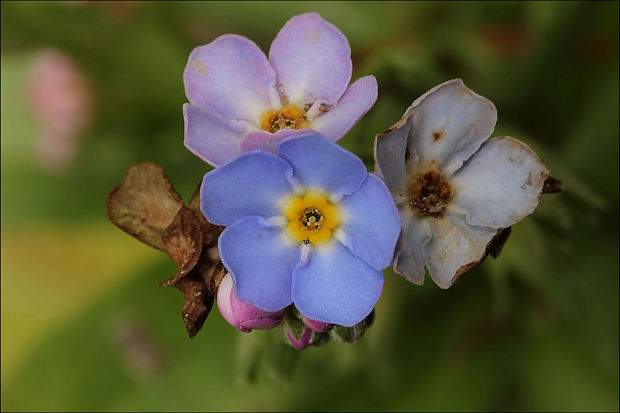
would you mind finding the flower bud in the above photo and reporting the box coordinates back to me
[330,309,375,344]
[299,313,333,332]
[216,274,283,332]
[280,307,331,350]
[278,307,311,350]
[285,325,314,350]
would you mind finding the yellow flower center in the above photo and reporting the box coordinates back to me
[283,191,340,246]
[260,104,309,133]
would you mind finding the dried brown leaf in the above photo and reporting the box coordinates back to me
[107,162,184,250]
[173,270,214,338]
[108,167,226,338]
[187,181,224,248]
[159,206,203,286]
[207,261,228,297]
[159,183,225,338]
[156,203,223,339]
[187,181,203,216]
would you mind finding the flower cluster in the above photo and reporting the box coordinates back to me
[109,11,558,350]
[179,13,555,348]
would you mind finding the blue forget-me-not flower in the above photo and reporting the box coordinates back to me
[201,132,401,327]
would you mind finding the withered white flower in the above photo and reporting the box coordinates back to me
[374,79,549,288]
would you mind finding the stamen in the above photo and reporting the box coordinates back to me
[302,208,324,231]
[283,192,340,245]
[260,104,309,133]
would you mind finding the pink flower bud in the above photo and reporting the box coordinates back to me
[279,307,326,350]
[216,274,283,332]
[299,313,333,332]
[285,325,314,350]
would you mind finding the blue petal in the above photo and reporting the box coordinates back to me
[337,174,401,270]
[292,241,383,327]
[201,151,295,226]
[219,216,302,312]
[278,133,367,199]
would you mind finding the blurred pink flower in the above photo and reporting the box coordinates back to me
[27,49,93,171]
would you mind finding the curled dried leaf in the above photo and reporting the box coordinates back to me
[159,206,203,286]
[187,181,203,217]
[158,181,225,338]
[109,167,226,338]
[188,181,225,247]
[160,245,226,338]
[206,261,228,297]
[157,203,224,339]
[107,162,183,250]
[173,270,214,338]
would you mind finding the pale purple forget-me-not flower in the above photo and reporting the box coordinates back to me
[183,12,378,167]
[374,79,549,289]
[201,132,400,327]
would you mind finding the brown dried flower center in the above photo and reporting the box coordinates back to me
[408,170,453,217]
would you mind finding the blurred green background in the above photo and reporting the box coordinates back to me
[1,1,618,411]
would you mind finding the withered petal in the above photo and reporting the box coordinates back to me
[450,226,511,284]
[488,226,512,259]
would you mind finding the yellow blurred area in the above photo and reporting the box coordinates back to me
[1,221,160,379]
